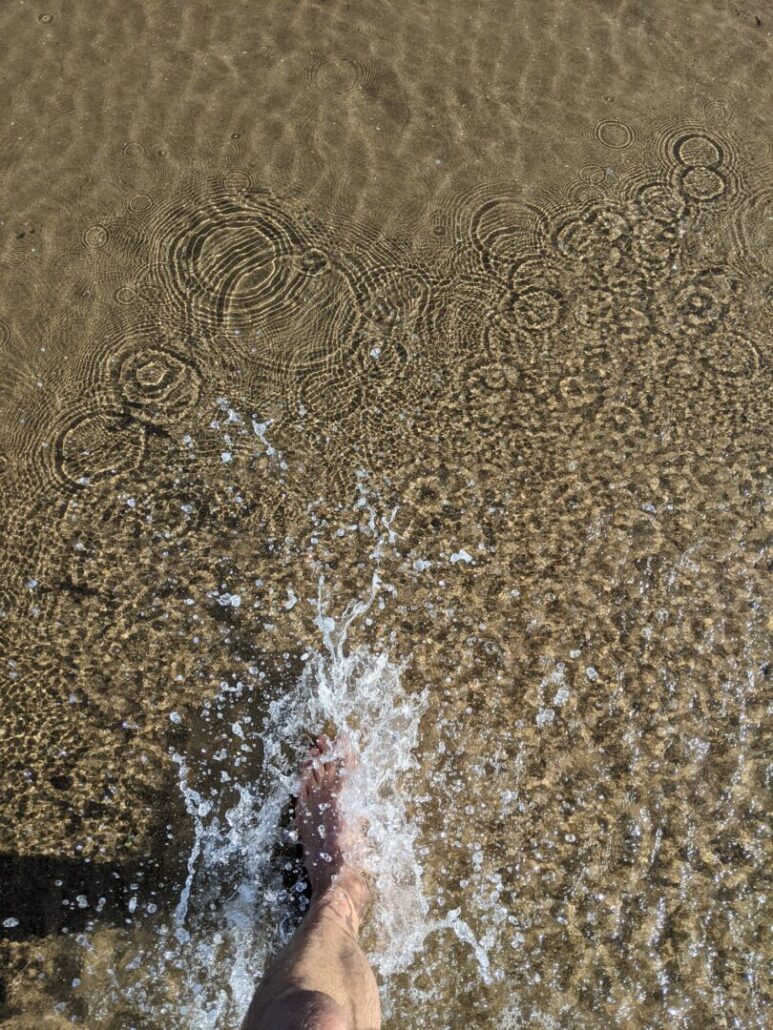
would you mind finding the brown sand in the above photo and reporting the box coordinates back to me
[0,1,769,1026]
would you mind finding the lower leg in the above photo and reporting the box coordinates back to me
[241,738,381,1030]
[242,872,377,1029]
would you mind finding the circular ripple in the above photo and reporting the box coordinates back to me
[654,122,744,212]
[700,97,736,126]
[577,164,607,186]
[468,359,513,392]
[674,134,723,168]
[674,164,736,205]
[150,183,356,358]
[304,52,378,95]
[126,266,166,310]
[153,185,305,325]
[656,125,739,178]
[621,173,687,225]
[115,142,154,191]
[732,179,773,274]
[53,410,146,487]
[262,252,362,375]
[205,138,240,168]
[561,178,607,207]
[122,140,147,158]
[351,264,436,347]
[631,216,680,276]
[346,264,445,404]
[470,199,541,271]
[549,200,633,271]
[462,185,546,279]
[593,119,635,150]
[503,256,568,332]
[697,330,762,379]
[114,285,137,306]
[221,169,256,194]
[82,223,109,250]
[68,310,187,396]
[440,273,500,362]
[113,345,201,425]
[128,192,154,215]
[508,285,564,331]
[292,365,364,422]
[0,316,10,349]
[658,266,744,337]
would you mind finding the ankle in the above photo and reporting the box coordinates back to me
[311,870,369,939]
[336,868,369,907]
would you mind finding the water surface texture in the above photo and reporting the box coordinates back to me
[0,1,770,1027]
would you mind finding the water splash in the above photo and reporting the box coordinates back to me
[125,573,431,1027]
[265,573,431,981]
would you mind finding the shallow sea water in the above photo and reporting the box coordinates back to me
[0,1,770,1027]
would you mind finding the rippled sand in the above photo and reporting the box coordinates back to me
[0,1,770,1027]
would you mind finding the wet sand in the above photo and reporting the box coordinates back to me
[0,1,770,1026]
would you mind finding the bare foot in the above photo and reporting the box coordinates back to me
[296,735,369,935]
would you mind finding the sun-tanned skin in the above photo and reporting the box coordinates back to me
[241,736,382,1030]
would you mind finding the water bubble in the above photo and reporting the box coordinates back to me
[450,549,474,564]
[553,686,570,706]
[536,708,555,727]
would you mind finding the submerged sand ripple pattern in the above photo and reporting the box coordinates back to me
[0,103,770,1025]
